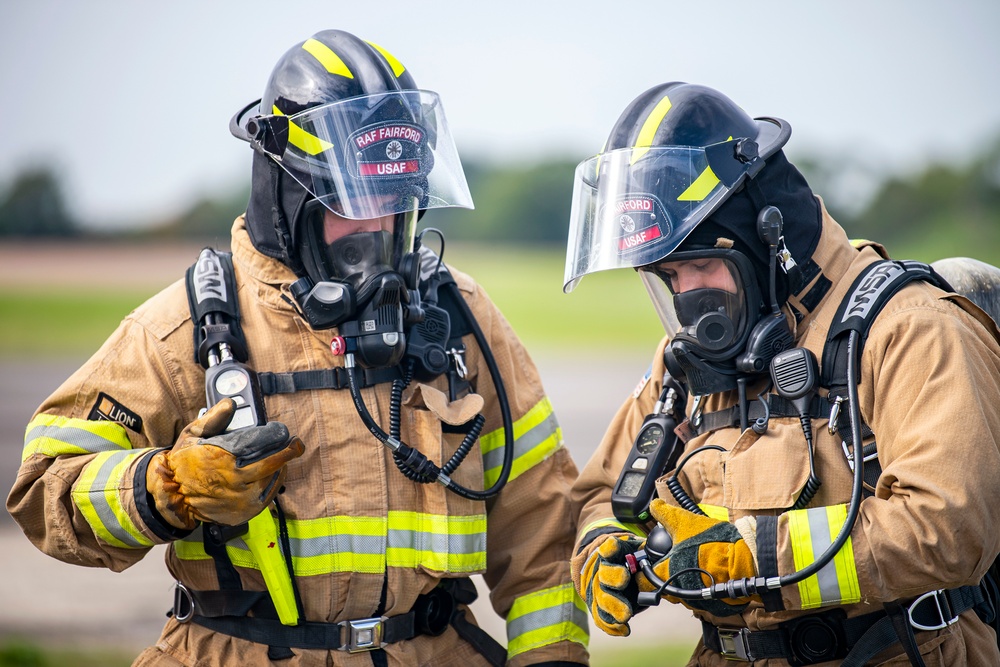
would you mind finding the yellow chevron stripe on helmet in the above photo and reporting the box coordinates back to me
[630,95,673,165]
[302,38,354,79]
[366,41,406,78]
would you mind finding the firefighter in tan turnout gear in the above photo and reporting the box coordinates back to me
[7,30,589,667]
[564,82,1000,665]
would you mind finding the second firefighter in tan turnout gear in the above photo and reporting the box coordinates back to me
[564,81,1000,665]
[8,29,589,667]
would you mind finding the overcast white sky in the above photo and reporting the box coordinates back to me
[2,0,999,229]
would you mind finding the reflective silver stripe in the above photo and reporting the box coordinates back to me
[175,512,488,574]
[506,583,590,656]
[482,398,562,487]
[809,509,841,604]
[788,505,860,608]
[23,414,134,462]
[72,449,153,549]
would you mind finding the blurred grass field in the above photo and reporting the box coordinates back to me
[0,243,666,358]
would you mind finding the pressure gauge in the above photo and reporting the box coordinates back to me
[612,413,683,523]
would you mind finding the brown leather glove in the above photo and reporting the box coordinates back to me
[147,399,305,529]
[639,499,758,617]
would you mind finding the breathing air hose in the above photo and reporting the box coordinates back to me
[343,280,515,501]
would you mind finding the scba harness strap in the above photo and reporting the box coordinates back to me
[171,577,506,665]
[701,585,987,665]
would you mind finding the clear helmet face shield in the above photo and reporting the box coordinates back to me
[638,249,761,362]
[236,89,474,220]
[563,141,758,293]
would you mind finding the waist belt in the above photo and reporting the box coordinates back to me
[701,585,986,665]
[170,578,506,664]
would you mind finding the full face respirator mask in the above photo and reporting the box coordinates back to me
[640,206,796,395]
[290,200,421,369]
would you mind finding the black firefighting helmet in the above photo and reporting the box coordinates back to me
[564,82,791,292]
[231,29,472,275]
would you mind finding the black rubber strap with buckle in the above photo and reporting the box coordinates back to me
[701,585,984,665]
[188,609,416,651]
[170,577,508,661]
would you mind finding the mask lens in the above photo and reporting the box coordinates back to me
[640,252,750,344]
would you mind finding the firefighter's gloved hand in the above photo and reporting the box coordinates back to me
[579,533,645,636]
[640,499,758,617]
[146,399,305,530]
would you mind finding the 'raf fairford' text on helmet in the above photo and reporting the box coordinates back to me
[231,29,473,275]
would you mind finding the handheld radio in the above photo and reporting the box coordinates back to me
[611,375,687,523]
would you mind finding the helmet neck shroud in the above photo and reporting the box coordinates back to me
[680,150,822,307]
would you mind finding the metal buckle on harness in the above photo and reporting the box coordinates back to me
[339,616,386,652]
[841,440,878,472]
[908,590,959,632]
[172,581,195,623]
[717,627,754,661]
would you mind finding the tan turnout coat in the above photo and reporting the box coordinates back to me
[572,203,1000,666]
[9,219,589,667]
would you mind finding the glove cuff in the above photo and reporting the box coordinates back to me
[734,515,759,571]
[144,450,199,531]
[134,449,196,541]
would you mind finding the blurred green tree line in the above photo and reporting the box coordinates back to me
[3,136,999,263]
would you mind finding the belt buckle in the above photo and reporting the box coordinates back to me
[908,590,959,632]
[717,627,754,661]
[340,616,386,652]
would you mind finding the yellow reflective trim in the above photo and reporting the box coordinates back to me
[482,397,562,486]
[174,511,487,575]
[23,413,133,462]
[483,429,562,487]
[698,504,730,522]
[630,95,673,165]
[366,41,406,77]
[827,505,861,604]
[301,38,353,78]
[73,450,154,549]
[292,552,387,575]
[677,166,721,202]
[788,508,823,608]
[481,397,554,455]
[386,548,484,572]
[290,515,386,539]
[507,584,589,657]
[578,517,645,540]
[509,583,575,619]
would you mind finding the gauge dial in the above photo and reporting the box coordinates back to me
[636,423,664,454]
[214,369,249,395]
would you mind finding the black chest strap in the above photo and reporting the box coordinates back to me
[696,394,829,436]
[257,366,402,395]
